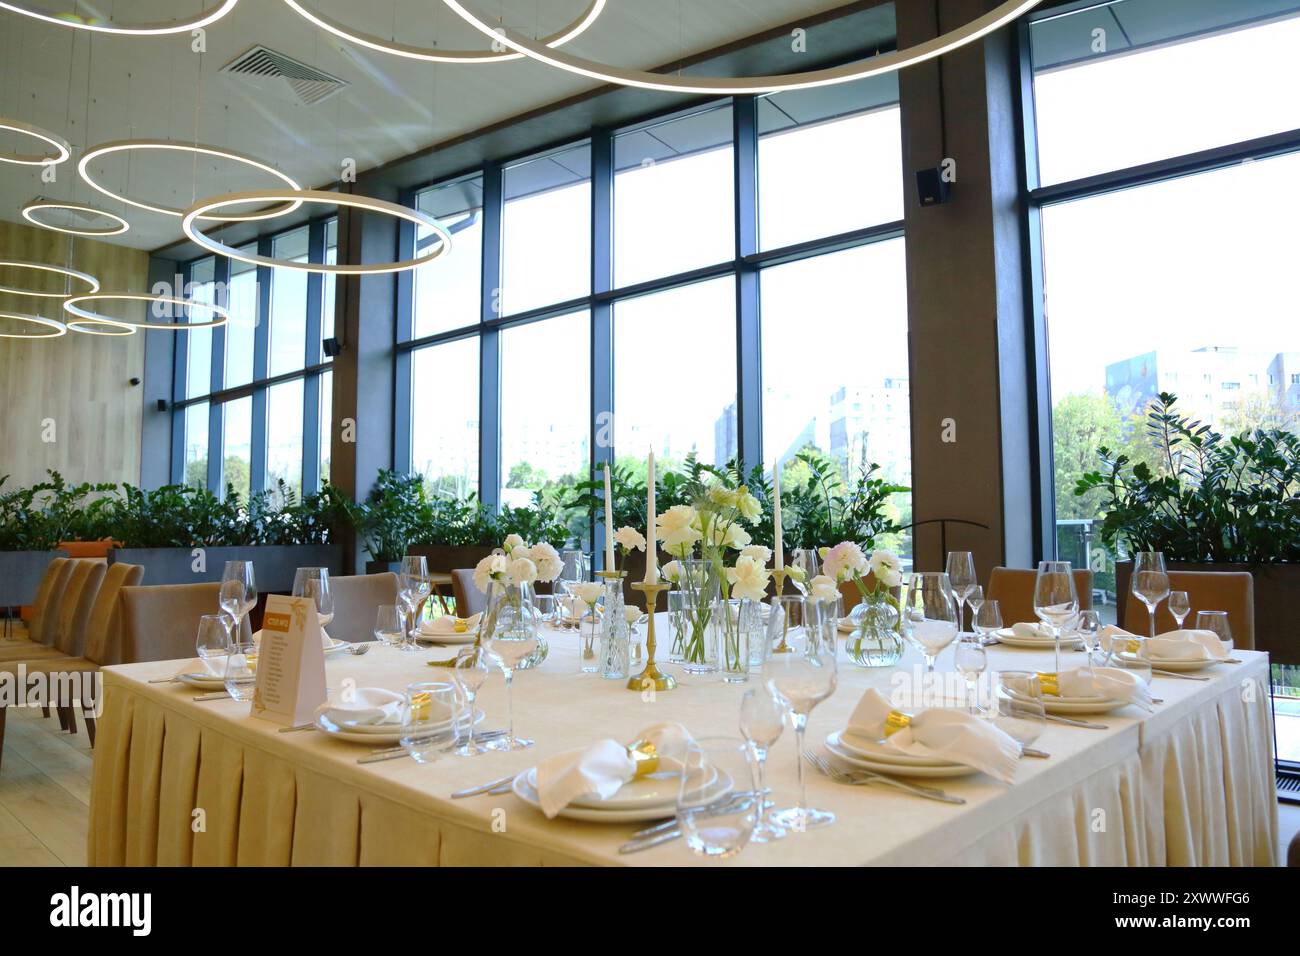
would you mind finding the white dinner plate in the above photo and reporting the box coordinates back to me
[417,628,479,645]
[565,761,717,811]
[510,767,733,823]
[827,730,959,768]
[824,737,980,779]
[313,708,483,745]
[994,629,1084,651]
[1036,694,1128,715]
[177,671,226,689]
[1120,653,1218,672]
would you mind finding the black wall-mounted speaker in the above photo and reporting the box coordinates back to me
[915,167,952,207]
[323,337,343,357]
[155,399,168,412]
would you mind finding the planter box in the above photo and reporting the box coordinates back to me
[109,544,344,592]
[0,550,67,607]
[1116,559,1300,665]
[365,561,402,576]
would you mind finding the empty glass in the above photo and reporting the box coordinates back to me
[398,556,431,653]
[223,641,257,701]
[1131,552,1170,639]
[532,593,559,627]
[400,680,458,764]
[790,549,820,594]
[966,584,985,631]
[195,614,232,677]
[486,623,538,751]
[973,598,1003,645]
[766,593,805,657]
[451,649,491,756]
[1075,608,1102,664]
[557,549,590,598]
[953,634,987,714]
[945,551,977,632]
[739,688,786,843]
[1168,590,1191,629]
[374,604,405,650]
[219,560,257,642]
[1195,610,1233,650]
[292,567,335,637]
[676,737,759,858]
[903,572,959,677]
[1033,560,1079,672]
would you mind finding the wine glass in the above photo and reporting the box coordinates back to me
[485,624,538,751]
[945,551,977,633]
[973,598,1003,646]
[219,560,256,642]
[739,687,786,843]
[223,641,257,702]
[762,600,837,832]
[532,593,559,627]
[966,585,985,631]
[1033,560,1079,672]
[790,549,820,595]
[676,737,759,858]
[400,680,458,765]
[195,613,232,677]
[902,572,959,679]
[992,670,1046,753]
[1075,608,1102,665]
[1131,552,1170,639]
[398,556,431,653]
[1168,590,1191,630]
[953,634,986,714]
[292,567,334,648]
[373,604,405,650]
[557,549,589,599]
[1195,610,1233,651]
[451,648,491,756]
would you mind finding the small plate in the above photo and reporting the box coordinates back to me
[177,671,226,689]
[828,730,959,768]
[511,768,733,823]
[824,737,979,779]
[995,629,1084,650]
[313,708,483,745]
[1122,653,1218,672]
[417,628,479,645]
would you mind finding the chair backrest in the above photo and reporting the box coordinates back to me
[1121,570,1254,649]
[28,557,72,646]
[328,572,400,642]
[452,569,488,617]
[50,559,107,656]
[986,567,1094,626]
[83,562,145,666]
[119,582,222,664]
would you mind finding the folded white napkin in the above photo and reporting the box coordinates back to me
[534,722,693,817]
[319,687,407,727]
[1011,622,1055,640]
[1099,624,1141,654]
[845,689,1021,784]
[192,655,227,678]
[420,613,482,636]
[1007,667,1152,711]
[1141,629,1229,661]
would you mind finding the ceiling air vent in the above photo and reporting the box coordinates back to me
[220,46,348,107]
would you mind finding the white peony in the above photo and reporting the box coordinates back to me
[725,555,772,602]
[740,544,772,565]
[657,505,701,554]
[472,553,508,594]
[623,606,643,625]
[502,533,525,555]
[735,488,762,522]
[662,560,683,584]
[869,549,903,588]
[614,526,646,552]
[821,541,868,582]
[525,542,563,582]
[506,556,538,586]
[574,581,604,606]
[809,574,841,602]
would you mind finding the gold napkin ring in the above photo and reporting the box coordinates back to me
[1121,638,1141,654]
[1035,672,1061,697]
[884,710,912,737]
[628,739,660,777]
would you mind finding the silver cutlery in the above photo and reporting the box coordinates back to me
[346,642,374,656]
[1044,713,1108,729]
[804,750,966,805]
[279,722,316,733]
[451,771,518,798]
[193,691,230,701]
[1150,668,1210,681]
[1021,747,1051,759]
[619,829,685,854]
[627,790,767,841]
[357,730,507,765]
[148,676,180,684]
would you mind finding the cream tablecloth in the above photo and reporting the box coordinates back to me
[87,623,1277,866]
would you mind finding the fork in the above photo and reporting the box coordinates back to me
[803,750,966,805]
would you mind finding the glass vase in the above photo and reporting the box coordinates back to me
[716,598,761,683]
[598,575,630,680]
[846,595,903,668]
[668,558,719,673]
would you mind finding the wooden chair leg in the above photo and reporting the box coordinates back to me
[56,704,77,735]
[41,705,51,719]
[81,701,96,748]
[0,705,6,776]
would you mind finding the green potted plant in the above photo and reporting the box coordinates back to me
[342,470,431,573]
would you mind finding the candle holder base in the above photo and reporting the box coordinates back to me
[770,569,794,654]
[627,581,676,691]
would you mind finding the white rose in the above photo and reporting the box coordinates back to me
[614,526,646,552]
[623,606,643,625]
[472,553,508,594]
[740,544,772,565]
[657,505,701,553]
[662,560,683,584]
[725,555,771,603]
[574,581,604,606]
[502,533,525,555]
[506,556,538,586]
[525,542,563,582]
[809,574,840,602]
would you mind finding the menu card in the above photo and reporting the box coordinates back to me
[251,595,326,726]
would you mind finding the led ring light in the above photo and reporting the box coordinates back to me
[182,189,453,275]
[438,0,1045,94]
[0,116,71,166]
[79,140,303,222]
[0,311,67,339]
[0,0,239,35]
[282,0,605,63]
[0,259,99,299]
[22,199,130,237]
[66,318,136,337]
[63,293,230,332]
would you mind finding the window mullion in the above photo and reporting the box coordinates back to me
[734,95,762,474]
[479,162,503,509]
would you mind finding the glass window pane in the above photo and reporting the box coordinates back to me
[414,177,482,338]
[1031,2,1300,185]
[266,379,304,500]
[614,278,735,468]
[319,370,332,487]
[183,402,209,490]
[269,227,308,376]
[614,106,734,288]
[410,337,479,496]
[500,312,590,506]
[224,252,257,389]
[221,397,252,502]
[322,219,338,356]
[502,143,591,314]
[760,242,912,558]
[758,75,902,250]
[185,258,216,398]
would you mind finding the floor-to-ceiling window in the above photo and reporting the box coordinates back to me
[1025,0,1300,761]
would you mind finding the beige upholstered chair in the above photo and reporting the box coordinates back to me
[452,569,488,617]
[25,557,73,647]
[1121,570,1254,649]
[986,567,1094,626]
[0,558,94,664]
[329,572,400,642]
[50,560,107,658]
[119,582,222,664]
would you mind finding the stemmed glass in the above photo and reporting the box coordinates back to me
[195,614,233,677]
[1075,609,1102,665]
[902,572,959,681]
[1131,552,1170,639]
[373,604,405,650]
[557,550,589,599]
[953,634,987,714]
[966,585,985,633]
[790,549,820,594]
[973,598,1003,646]
[219,560,257,643]
[1168,590,1191,629]
[451,648,491,756]
[1033,560,1079,672]
[485,624,538,751]
[292,567,334,643]
[945,551,977,633]
[762,597,838,832]
[739,687,787,843]
[398,556,431,653]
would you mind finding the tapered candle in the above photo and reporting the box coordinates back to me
[644,450,658,584]
[603,464,616,572]
[773,465,784,572]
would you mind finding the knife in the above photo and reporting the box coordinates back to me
[619,828,683,854]
[1045,713,1108,730]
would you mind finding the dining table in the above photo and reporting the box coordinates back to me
[86,619,1278,866]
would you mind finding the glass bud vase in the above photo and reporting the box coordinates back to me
[847,596,903,667]
[669,558,720,673]
[598,575,630,680]
[717,598,760,684]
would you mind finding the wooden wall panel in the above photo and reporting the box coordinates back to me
[0,219,149,488]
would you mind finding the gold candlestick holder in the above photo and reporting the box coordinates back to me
[770,568,794,654]
[627,580,675,692]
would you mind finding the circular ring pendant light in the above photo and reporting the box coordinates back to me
[22,199,130,237]
[66,318,136,337]
[63,293,231,332]
[182,189,453,275]
[437,0,1045,94]
[0,0,239,35]
[0,116,71,166]
[282,0,605,63]
[79,140,303,222]
[0,258,99,299]
[0,311,67,339]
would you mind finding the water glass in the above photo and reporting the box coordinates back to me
[195,613,232,677]
[451,649,491,756]
[676,737,759,858]
[739,688,786,843]
[400,680,459,764]
[374,604,405,649]
[219,560,257,642]
[953,635,987,714]
[1131,552,1170,639]
[1033,560,1079,672]
[945,551,977,630]
[223,641,258,702]
[1168,590,1191,629]
[398,556,431,653]
[1195,610,1233,650]
[292,566,335,634]
[973,598,1002,644]
[1075,608,1102,664]
[532,593,559,627]
[903,572,959,676]
[765,593,806,657]
[790,549,820,593]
